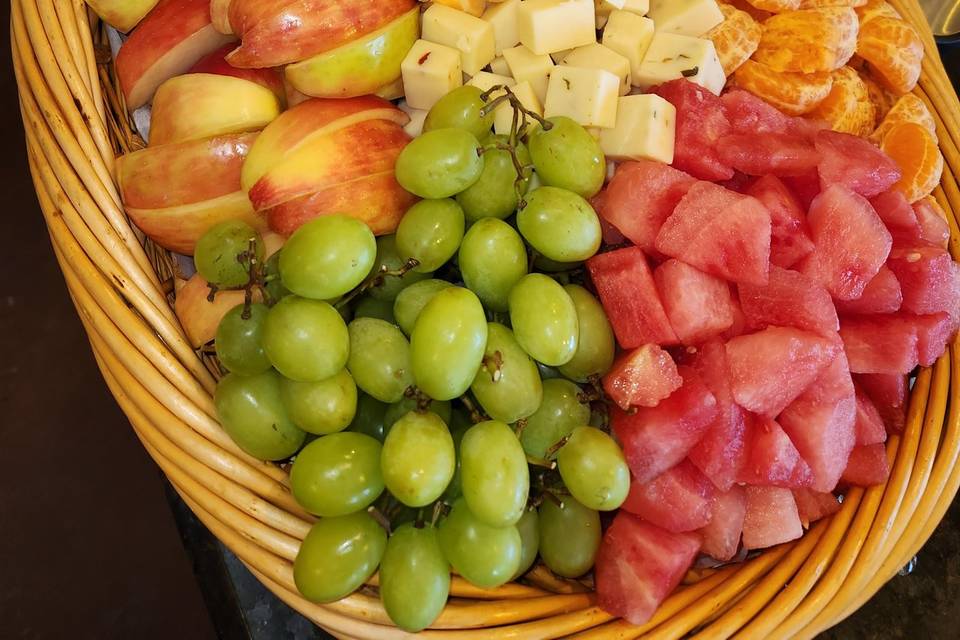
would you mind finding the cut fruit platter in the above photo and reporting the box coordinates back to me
[13,0,960,637]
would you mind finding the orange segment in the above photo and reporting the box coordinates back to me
[706,3,762,76]
[860,70,898,126]
[753,7,859,73]
[879,121,944,203]
[799,0,866,6]
[733,59,834,115]
[743,0,799,11]
[806,66,875,136]
[856,16,924,94]
[729,0,774,21]
[869,93,937,144]
[855,0,902,24]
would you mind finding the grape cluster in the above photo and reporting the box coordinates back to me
[200,85,632,632]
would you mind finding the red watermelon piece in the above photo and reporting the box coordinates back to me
[887,245,960,321]
[738,265,839,336]
[741,486,803,550]
[782,170,822,211]
[854,386,888,446]
[912,199,951,249]
[738,416,815,488]
[604,344,683,410]
[599,216,627,246]
[699,485,746,561]
[839,443,890,487]
[622,460,716,532]
[913,312,955,367]
[840,315,920,374]
[651,79,734,181]
[792,488,841,528]
[595,513,701,626]
[745,175,815,268]
[722,295,750,340]
[654,259,738,344]
[587,247,679,348]
[854,373,908,433]
[655,182,772,286]
[871,189,921,242]
[716,133,820,178]
[725,326,839,417]
[815,130,902,199]
[834,266,903,315]
[612,366,719,483]
[721,89,825,140]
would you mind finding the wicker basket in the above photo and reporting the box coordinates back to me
[12,0,960,637]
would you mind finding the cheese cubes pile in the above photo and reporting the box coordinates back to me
[400,0,728,165]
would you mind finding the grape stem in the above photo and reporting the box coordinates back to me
[526,454,556,470]
[403,385,435,413]
[544,435,570,460]
[513,418,528,438]
[459,395,488,424]
[336,257,421,310]
[430,501,446,527]
[367,505,392,534]
[481,350,504,382]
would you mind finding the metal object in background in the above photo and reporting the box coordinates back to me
[920,0,960,38]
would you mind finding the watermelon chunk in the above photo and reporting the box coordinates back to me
[792,488,841,528]
[612,366,719,483]
[699,485,746,562]
[651,79,734,181]
[604,344,683,410]
[912,198,951,249]
[596,161,697,254]
[687,341,749,491]
[721,89,824,140]
[655,182,772,286]
[839,444,890,487]
[779,351,857,492]
[745,175,815,268]
[854,373,908,433]
[739,265,839,336]
[725,326,839,417]
[782,170,822,211]
[806,184,893,300]
[815,130,902,199]
[913,312,955,367]
[595,513,701,626]
[587,247,679,348]
[741,486,803,550]
[654,259,738,344]
[834,266,903,315]
[622,460,716,532]
[716,133,821,178]
[871,189,921,242]
[738,415,814,488]
[887,246,960,321]
[854,386,888,446]
[839,314,951,373]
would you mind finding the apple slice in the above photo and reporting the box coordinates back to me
[175,274,249,347]
[285,7,419,98]
[116,0,235,109]
[150,74,281,146]
[210,0,234,34]
[87,0,159,33]
[190,44,285,102]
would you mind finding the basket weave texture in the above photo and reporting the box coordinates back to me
[11,0,960,637]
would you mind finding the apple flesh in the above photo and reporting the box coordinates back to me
[189,44,285,103]
[285,7,419,98]
[87,0,159,33]
[210,0,234,34]
[175,274,251,347]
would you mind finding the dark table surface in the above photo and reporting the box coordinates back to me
[2,4,960,638]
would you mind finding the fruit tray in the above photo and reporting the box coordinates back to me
[12,0,960,637]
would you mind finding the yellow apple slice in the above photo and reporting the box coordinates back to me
[87,0,159,33]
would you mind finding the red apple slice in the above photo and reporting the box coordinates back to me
[189,44,284,102]
[87,0,159,33]
[210,0,234,34]
[175,274,249,347]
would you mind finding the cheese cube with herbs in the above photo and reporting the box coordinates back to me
[647,0,724,37]
[544,66,620,128]
[398,101,429,137]
[490,56,512,76]
[494,80,543,135]
[634,33,726,95]
[563,43,632,95]
[503,45,555,104]
[599,94,675,162]
[517,0,597,55]
[483,0,521,54]
[401,40,463,110]
[602,11,656,80]
[422,4,497,75]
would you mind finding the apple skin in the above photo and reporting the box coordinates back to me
[226,0,416,68]
[285,7,419,98]
[116,0,235,109]
[87,0,159,33]
[210,0,234,34]
[189,44,284,103]
[175,273,251,347]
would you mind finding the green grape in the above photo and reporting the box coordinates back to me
[348,393,389,442]
[422,85,495,140]
[293,512,387,603]
[369,235,432,302]
[558,285,616,382]
[215,303,271,375]
[381,411,455,507]
[347,318,414,403]
[195,220,264,288]
[456,136,532,221]
[214,370,306,461]
[264,252,292,303]
[458,218,527,312]
[379,524,450,632]
[471,323,543,423]
[290,432,384,516]
[513,509,540,579]
[262,296,349,382]
[460,420,529,527]
[508,274,579,367]
[279,215,376,300]
[441,412,471,502]
[438,498,521,588]
[533,255,583,273]
[353,295,397,324]
[280,369,357,435]
[518,187,602,262]
[393,279,454,336]
[395,199,465,273]
[557,426,630,511]
[520,379,590,459]
[528,116,605,199]
[410,287,488,401]
[537,496,601,578]
[383,396,452,432]
[395,129,484,199]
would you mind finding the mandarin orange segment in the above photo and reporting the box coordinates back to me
[753,7,859,73]
[744,0,799,11]
[806,66,875,136]
[730,0,774,21]
[880,121,944,203]
[860,70,898,125]
[855,0,902,24]
[869,93,938,144]
[857,16,924,95]
[707,3,762,76]
[732,59,834,115]
[799,0,866,7]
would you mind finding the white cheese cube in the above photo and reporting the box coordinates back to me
[517,0,597,55]
[599,94,675,162]
[634,33,726,95]
[401,40,463,110]
[544,66,620,128]
[490,56,512,76]
[647,0,723,37]
[398,100,429,137]
[595,0,626,12]
[596,0,648,15]
[422,4,497,76]
[623,0,649,14]
[563,43,632,95]
[602,11,655,80]
[502,45,555,104]
[551,49,574,64]
[482,0,521,55]
[431,0,487,18]
[494,80,543,135]
[469,72,517,134]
